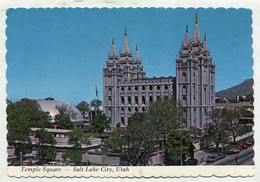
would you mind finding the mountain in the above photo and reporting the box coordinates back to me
[216,78,253,99]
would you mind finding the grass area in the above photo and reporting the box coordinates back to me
[224,135,253,152]
[191,137,200,143]
[82,132,112,138]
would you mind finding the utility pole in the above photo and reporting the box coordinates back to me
[180,136,183,166]
[20,152,23,166]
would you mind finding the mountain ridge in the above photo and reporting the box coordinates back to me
[216,78,253,99]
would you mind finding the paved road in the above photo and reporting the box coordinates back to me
[207,146,254,165]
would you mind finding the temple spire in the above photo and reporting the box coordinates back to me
[134,45,140,62]
[203,33,208,52]
[121,27,130,54]
[184,24,190,44]
[109,38,117,57]
[192,12,200,43]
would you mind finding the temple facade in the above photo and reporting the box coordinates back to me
[103,14,215,129]
[176,14,215,129]
[103,30,176,128]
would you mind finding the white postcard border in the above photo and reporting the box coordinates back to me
[0,0,259,181]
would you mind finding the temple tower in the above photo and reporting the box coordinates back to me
[176,13,215,129]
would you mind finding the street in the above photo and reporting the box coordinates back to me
[207,146,254,165]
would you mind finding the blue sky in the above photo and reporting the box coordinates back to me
[6,8,253,105]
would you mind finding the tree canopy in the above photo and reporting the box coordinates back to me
[54,105,76,129]
[91,113,111,138]
[35,128,56,164]
[76,101,89,119]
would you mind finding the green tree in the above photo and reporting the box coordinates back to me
[62,150,82,164]
[76,101,89,119]
[121,112,157,166]
[7,117,32,159]
[68,130,85,148]
[147,97,184,143]
[205,108,229,151]
[90,99,102,110]
[7,98,50,128]
[62,130,89,165]
[91,113,111,138]
[35,128,56,164]
[54,105,75,129]
[165,130,191,165]
[6,99,51,159]
[223,108,243,143]
[102,128,124,154]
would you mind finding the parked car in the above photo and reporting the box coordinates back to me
[245,141,254,147]
[240,144,249,149]
[22,160,30,166]
[186,158,198,165]
[227,148,240,154]
[206,154,218,163]
[216,153,226,160]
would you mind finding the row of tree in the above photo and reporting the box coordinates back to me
[199,107,250,151]
[102,97,193,166]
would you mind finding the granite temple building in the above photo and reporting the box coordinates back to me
[103,14,215,129]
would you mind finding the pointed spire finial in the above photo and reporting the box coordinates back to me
[109,38,117,58]
[192,12,200,42]
[184,25,190,44]
[134,45,140,62]
[204,33,207,41]
[121,28,130,55]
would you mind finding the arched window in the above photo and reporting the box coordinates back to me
[142,107,145,112]
[149,96,153,103]
[128,97,132,105]
[108,97,112,105]
[149,85,153,91]
[142,86,146,91]
[164,85,168,90]
[128,86,131,91]
[108,87,112,95]
[121,97,125,105]
[193,72,196,82]
[142,96,146,104]
[135,86,138,91]
[121,117,125,125]
[128,107,131,112]
[121,87,125,91]
[135,96,139,105]
[108,108,112,116]
[183,96,187,106]
[121,107,124,112]
[135,107,138,112]
[182,72,187,82]
[182,85,187,95]
[157,85,161,90]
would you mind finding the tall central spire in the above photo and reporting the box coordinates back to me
[184,24,190,45]
[121,27,130,54]
[192,12,200,43]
